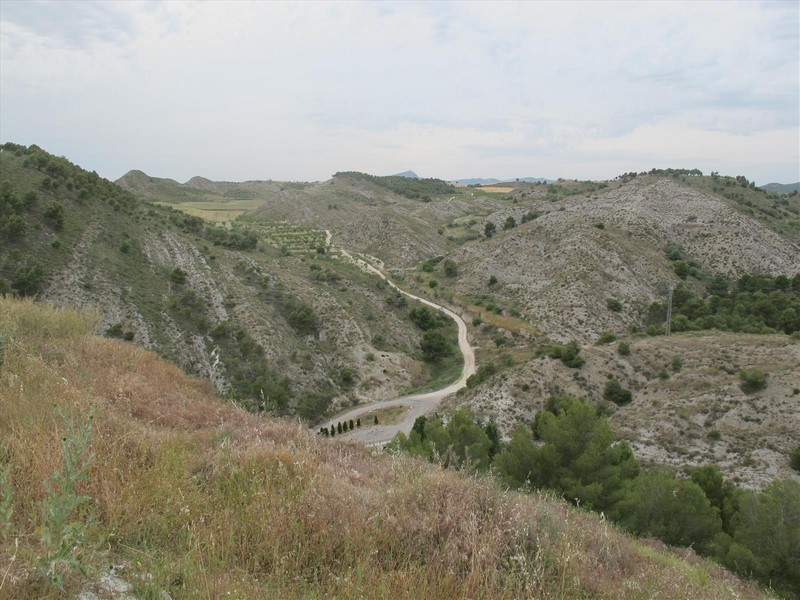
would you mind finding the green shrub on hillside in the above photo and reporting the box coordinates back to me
[603,379,632,405]
[596,331,616,345]
[790,446,800,472]
[538,340,585,368]
[12,260,46,296]
[739,369,767,394]
[44,202,65,230]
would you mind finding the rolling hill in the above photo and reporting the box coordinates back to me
[0,144,448,425]
[113,160,800,488]
[0,297,775,599]
[5,143,799,489]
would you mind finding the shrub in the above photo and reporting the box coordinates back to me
[596,331,616,345]
[484,222,496,238]
[409,306,438,330]
[738,369,766,394]
[617,342,631,356]
[671,355,683,372]
[339,366,355,387]
[421,329,453,362]
[12,260,46,296]
[488,275,498,286]
[170,267,187,285]
[539,340,585,368]
[443,259,458,277]
[606,298,622,312]
[44,202,65,230]
[287,302,319,335]
[604,379,632,405]
[790,446,800,472]
[560,340,584,368]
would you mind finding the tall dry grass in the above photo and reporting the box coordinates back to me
[0,298,771,598]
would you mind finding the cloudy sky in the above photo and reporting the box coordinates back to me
[1,1,798,184]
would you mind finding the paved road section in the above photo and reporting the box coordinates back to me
[316,236,476,446]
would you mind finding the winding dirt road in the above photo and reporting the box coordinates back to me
[316,234,476,446]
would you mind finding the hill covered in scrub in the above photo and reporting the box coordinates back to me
[0,143,455,424]
[105,153,800,489]
[4,142,799,541]
[0,298,775,599]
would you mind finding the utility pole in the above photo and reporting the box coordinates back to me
[665,284,674,336]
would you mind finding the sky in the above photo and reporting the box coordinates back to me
[1,0,798,184]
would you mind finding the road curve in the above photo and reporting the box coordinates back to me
[316,235,476,446]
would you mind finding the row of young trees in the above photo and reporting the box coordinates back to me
[319,415,378,437]
[387,398,800,597]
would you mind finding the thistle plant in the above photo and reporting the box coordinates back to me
[38,406,96,589]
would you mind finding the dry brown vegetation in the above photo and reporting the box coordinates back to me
[0,298,772,598]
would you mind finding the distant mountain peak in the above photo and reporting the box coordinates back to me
[392,170,419,179]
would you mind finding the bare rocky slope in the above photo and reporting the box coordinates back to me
[450,176,800,343]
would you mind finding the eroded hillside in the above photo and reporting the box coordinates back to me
[448,176,800,343]
[0,145,446,423]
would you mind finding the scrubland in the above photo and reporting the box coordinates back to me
[0,298,770,598]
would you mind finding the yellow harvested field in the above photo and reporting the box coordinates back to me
[155,199,264,223]
[478,186,514,193]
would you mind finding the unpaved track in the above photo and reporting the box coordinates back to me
[316,233,476,446]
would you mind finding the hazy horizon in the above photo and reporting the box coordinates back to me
[1,1,798,185]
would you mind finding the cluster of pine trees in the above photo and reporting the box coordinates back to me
[646,273,800,336]
[388,397,799,597]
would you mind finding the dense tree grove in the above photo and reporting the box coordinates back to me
[333,171,455,201]
[646,273,800,336]
[389,397,800,597]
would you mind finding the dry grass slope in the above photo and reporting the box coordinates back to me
[0,298,771,598]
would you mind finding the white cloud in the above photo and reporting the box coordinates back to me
[1,0,797,182]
